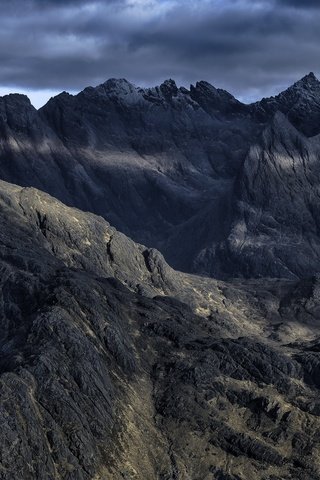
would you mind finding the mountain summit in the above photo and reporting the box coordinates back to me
[253,72,320,135]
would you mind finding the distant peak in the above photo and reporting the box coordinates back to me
[97,78,137,98]
[160,79,178,96]
[301,72,318,81]
[294,72,319,88]
[0,93,31,104]
[161,79,177,88]
[190,80,240,104]
[191,81,236,101]
[104,78,131,86]
[192,81,217,94]
[0,93,35,110]
[104,78,134,89]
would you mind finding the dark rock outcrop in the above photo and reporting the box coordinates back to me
[252,72,320,136]
[0,180,320,478]
[205,111,320,279]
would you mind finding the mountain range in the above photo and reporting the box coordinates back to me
[1,71,320,278]
[1,73,320,479]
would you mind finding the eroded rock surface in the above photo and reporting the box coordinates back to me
[0,180,320,479]
[1,74,320,278]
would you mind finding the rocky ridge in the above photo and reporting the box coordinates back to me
[1,73,320,478]
[0,179,320,478]
[1,73,320,279]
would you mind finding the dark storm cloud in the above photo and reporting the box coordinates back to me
[276,0,320,8]
[0,0,319,102]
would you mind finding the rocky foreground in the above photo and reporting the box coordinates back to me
[1,180,320,479]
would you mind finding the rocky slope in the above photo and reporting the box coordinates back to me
[1,74,320,279]
[252,72,320,137]
[2,74,320,477]
[200,111,320,279]
[1,179,320,479]
[0,76,258,276]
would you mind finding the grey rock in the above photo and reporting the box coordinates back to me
[207,111,320,279]
[2,75,320,279]
[0,180,320,478]
[0,76,257,276]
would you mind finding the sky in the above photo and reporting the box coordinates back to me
[0,0,319,108]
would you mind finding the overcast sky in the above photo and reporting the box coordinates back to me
[0,0,319,108]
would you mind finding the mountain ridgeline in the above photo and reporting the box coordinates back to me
[2,72,320,279]
[1,74,320,479]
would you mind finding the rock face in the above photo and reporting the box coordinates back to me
[37,78,257,271]
[202,111,320,279]
[252,72,320,136]
[0,76,257,276]
[2,74,320,478]
[1,74,320,279]
[1,179,320,479]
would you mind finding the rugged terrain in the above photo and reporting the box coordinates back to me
[1,73,320,479]
[0,180,320,479]
[1,73,320,278]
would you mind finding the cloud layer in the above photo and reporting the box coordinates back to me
[1,0,319,104]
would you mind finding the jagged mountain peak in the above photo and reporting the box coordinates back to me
[77,76,242,107]
[305,71,317,79]
[102,77,136,93]
[193,80,216,91]
[294,71,319,86]
[283,71,320,100]
[190,79,247,115]
[0,93,32,107]
[74,78,140,103]
[86,77,139,99]
[160,78,177,87]
[42,77,248,117]
[253,72,320,136]
[255,72,320,105]
[160,78,179,96]
[190,80,237,100]
[192,80,221,95]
